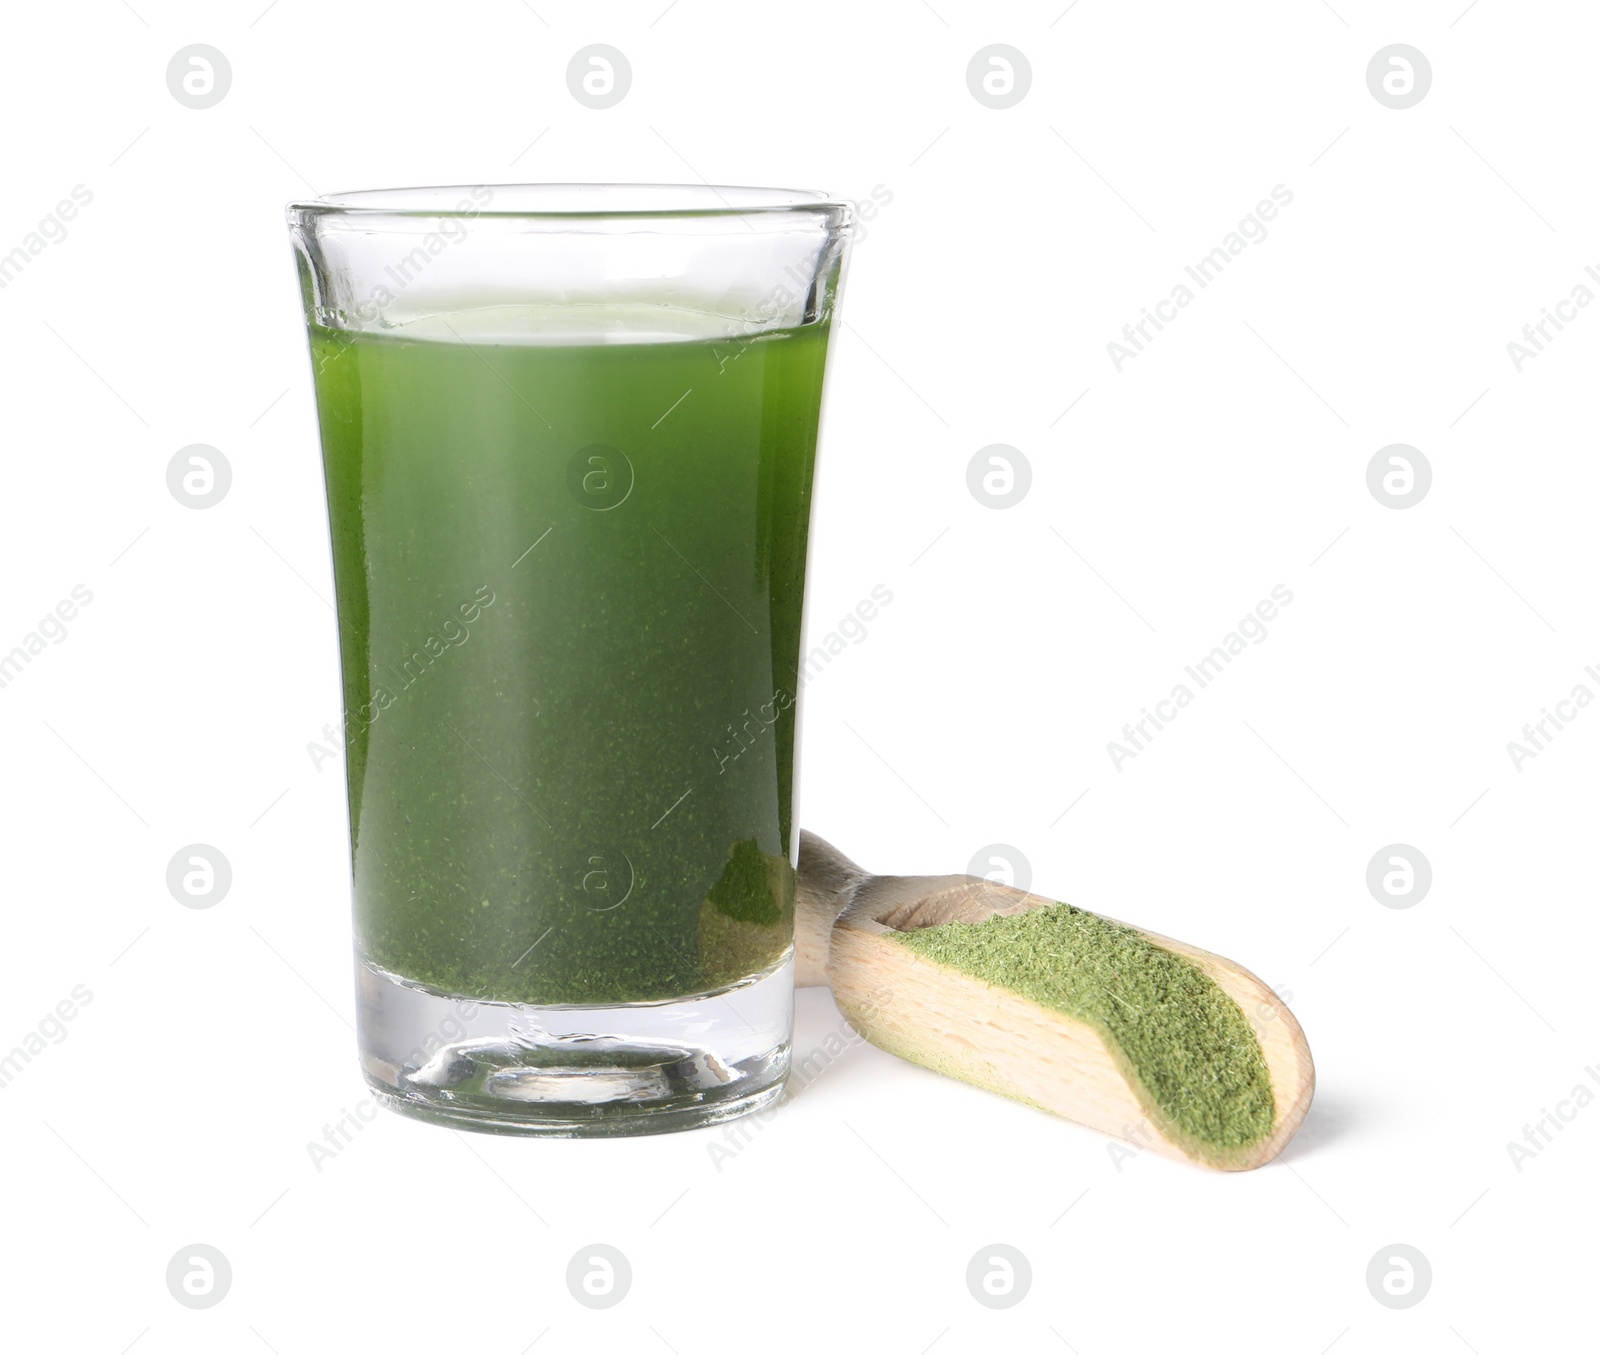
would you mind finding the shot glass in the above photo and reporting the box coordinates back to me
[287,184,853,1134]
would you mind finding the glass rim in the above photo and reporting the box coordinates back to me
[288,182,852,222]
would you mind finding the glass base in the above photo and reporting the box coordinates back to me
[355,955,792,1137]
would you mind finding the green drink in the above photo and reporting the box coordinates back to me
[290,185,853,1134]
[314,316,827,1004]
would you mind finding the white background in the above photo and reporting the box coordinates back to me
[2,1,1595,1351]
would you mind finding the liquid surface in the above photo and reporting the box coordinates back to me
[895,904,1276,1156]
[310,318,831,1004]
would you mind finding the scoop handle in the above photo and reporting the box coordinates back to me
[793,831,867,987]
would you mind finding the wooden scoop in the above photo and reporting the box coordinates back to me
[794,831,1314,1170]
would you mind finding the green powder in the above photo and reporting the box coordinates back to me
[894,903,1275,1160]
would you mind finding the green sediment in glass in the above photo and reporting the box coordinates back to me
[893,903,1276,1155]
